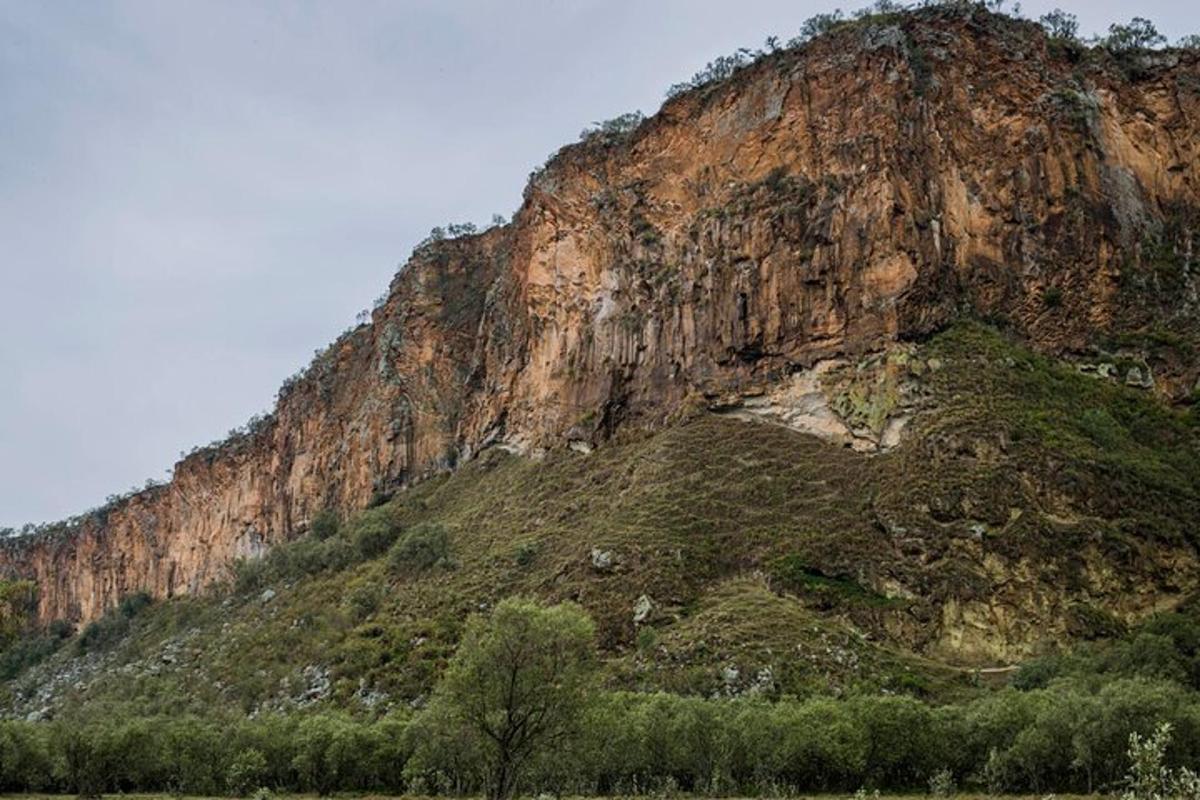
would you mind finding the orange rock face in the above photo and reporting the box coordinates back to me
[3,9,1199,625]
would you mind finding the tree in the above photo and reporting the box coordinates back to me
[52,722,106,798]
[1102,18,1167,53]
[1120,722,1200,800]
[424,598,596,800]
[1039,9,1079,42]
[291,714,367,795]
[791,10,845,46]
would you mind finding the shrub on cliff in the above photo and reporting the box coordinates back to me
[579,111,645,143]
[666,50,756,99]
[118,591,152,618]
[1038,9,1080,42]
[1100,18,1167,53]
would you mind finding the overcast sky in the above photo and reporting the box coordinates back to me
[0,1,1194,529]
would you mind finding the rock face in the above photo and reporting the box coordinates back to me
[3,8,1199,627]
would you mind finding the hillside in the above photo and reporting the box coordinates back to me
[4,320,1197,724]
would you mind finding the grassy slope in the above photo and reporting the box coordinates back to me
[3,323,1198,719]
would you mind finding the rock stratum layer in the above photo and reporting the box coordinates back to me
[3,9,1199,645]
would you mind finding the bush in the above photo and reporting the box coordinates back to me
[162,717,226,795]
[119,591,152,618]
[0,721,54,791]
[309,509,340,540]
[232,557,270,594]
[789,10,845,46]
[389,522,451,572]
[4,681,1200,796]
[0,579,38,643]
[281,535,353,576]
[344,582,382,621]
[51,722,106,797]
[76,592,153,654]
[929,766,956,796]
[345,507,401,559]
[233,532,355,595]
[513,541,540,567]
[579,112,645,143]
[0,622,72,681]
[666,49,757,99]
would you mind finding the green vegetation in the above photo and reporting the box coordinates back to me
[76,591,153,654]
[412,599,596,800]
[1014,603,1200,691]
[579,111,645,144]
[308,509,340,541]
[1123,723,1200,800]
[655,1,1180,110]
[347,505,402,559]
[0,578,37,643]
[0,620,70,681]
[232,533,353,593]
[7,602,1200,795]
[1100,17,1167,53]
[388,522,451,573]
[1038,9,1079,43]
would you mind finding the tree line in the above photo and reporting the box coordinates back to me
[4,599,1200,799]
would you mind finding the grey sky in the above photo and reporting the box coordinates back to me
[0,1,1194,529]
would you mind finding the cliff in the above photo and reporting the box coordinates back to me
[3,6,1199,628]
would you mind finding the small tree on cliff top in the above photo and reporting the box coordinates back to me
[424,598,596,800]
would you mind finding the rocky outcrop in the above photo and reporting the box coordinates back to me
[3,7,1199,627]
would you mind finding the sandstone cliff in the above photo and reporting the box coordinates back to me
[3,6,1199,632]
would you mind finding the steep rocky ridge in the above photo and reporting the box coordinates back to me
[2,6,1199,653]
